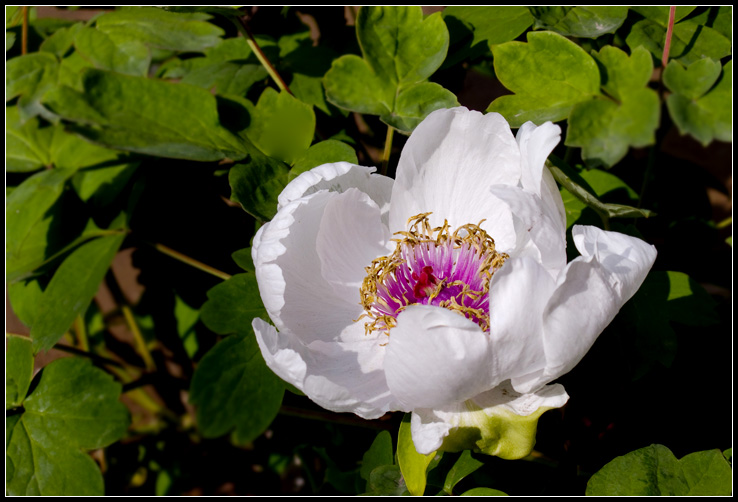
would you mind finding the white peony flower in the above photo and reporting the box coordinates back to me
[250,107,657,459]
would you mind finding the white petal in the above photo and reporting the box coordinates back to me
[253,318,401,419]
[316,188,392,300]
[384,305,494,410]
[254,190,362,343]
[410,381,569,455]
[572,225,658,302]
[488,256,555,393]
[516,121,561,198]
[488,185,567,275]
[529,226,657,388]
[278,161,394,225]
[389,107,521,235]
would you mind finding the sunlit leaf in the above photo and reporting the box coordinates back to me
[443,450,484,495]
[488,31,600,127]
[529,6,628,38]
[397,413,436,496]
[5,357,129,496]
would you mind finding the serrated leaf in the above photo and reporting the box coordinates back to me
[189,331,285,443]
[229,155,289,222]
[665,61,731,146]
[566,88,660,168]
[5,357,129,496]
[397,413,436,496]
[243,88,316,165]
[5,336,34,409]
[42,69,250,161]
[443,450,484,495]
[74,26,151,77]
[530,6,628,38]
[360,430,394,482]
[488,31,600,127]
[30,232,126,352]
[94,7,223,52]
[324,6,453,133]
[200,273,267,335]
[586,444,732,496]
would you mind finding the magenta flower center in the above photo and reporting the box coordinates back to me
[358,213,508,335]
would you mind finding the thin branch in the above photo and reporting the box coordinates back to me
[381,125,395,176]
[151,242,232,281]
[21,6,28,55]
[661,6,677,69]
[232,14,292,95]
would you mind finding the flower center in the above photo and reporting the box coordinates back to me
[357,213,508,336]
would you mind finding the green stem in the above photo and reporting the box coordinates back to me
[152,242,232,281]
[74,315,89,352]
[232,15,292,95]
[122,304,156,372]
[381,125,395,176]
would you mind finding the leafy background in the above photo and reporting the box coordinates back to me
[5,6,732,496]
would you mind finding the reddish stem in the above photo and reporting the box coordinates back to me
[661,6,676,68]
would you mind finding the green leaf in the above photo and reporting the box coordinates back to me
[189,331,285,444]
[5,336,34,409]
[444,6,533,48]
[665,61,731,146]
[357,6,448,86]
[94,7,223,52]
[229,154,289,221]
[488,31,600,127]
[360,430,394,482]
[5,51,59,120]
[593,45,653,101]
[383,81,459,133]
[663,58,722,101]
[6,167,77,282]
[397,413,436,496]
[39,22,82,58]
[200,273,267,335]
[626,19,731,66]
[364,465,409,496]
[290,139,358,180]
[443,450,484,495]
[566,88,660,168]
[71,162,138,205]
[231,247,255,273]
[7,279,45,328]
[181,61,267,97]
[461,487,508,496]
[42,69,250,161]
[631,6,697,26]
[586,444,732,496]
[243,88,316,165]
[6,105,54,172]
[30,232,126,352]
[324,6,453,133]
[685,6,731,40]
[74,26,150,77]
[529,6,628,38]
[5,357,129,496]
